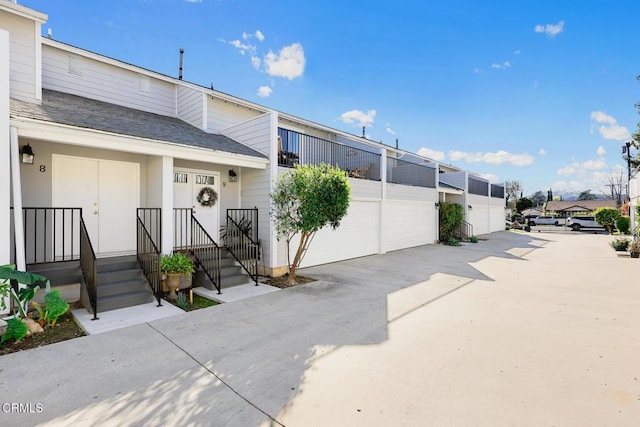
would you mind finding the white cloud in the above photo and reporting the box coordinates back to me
[557,164,576,176]
[263,43,305,80]
[251,55,261,70]
[539,148,547,155]
[417,147,446,162]
[534,20,565,37]
[491,61,511,70]
[229,39,256,55]
[590,111,630,141]
[513,49,521,55]
[257,86,272,98]
[386,123,396,136]
[184,0,202,3]
[255,30,265,42]
[340,109,376,128]
[449,150,534,166]
[596,145,606,156]
[473,68,481,74]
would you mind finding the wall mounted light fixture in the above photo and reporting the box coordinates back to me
[21,143,34,164]
[468,204,473,209]
[228,169,237,182]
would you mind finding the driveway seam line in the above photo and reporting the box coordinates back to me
[146,322,286,427]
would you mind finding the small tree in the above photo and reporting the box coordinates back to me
[271,163,351,284]
[594,206,621,234]
[516,197,534,213]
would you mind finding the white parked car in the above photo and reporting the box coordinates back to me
[566,215,604,231]
[527,216,560,226]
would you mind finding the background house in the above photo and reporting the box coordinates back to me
[544,200,618,218]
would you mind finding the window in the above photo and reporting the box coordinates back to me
[174,172,188,183]
[196,175,215,185]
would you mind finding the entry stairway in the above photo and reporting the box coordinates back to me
[28,252,249,314]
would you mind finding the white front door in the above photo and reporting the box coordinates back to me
[53,155,140,257]
[173,170,220,241]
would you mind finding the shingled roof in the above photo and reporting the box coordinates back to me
[545,199,617,213]
[10,89,267,159]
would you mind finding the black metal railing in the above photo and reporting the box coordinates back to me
[454,220,474,241]
[79,215,98,320]
[386,157,437,188]
[137,208,161,252]
[174,208,222,294]
[136,210,162,307]
[278,128,381,180]
[224,211,259,286]
[227,208,259,243]
[12,207,82,264]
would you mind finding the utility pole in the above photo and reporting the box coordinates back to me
[623,141,632,202]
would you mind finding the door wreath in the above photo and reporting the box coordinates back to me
[196,186,218,207]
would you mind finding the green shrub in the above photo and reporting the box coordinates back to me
[1,318,28,343]
[439,202,464,241]
[176,292,188,310]
[470,236,479,243]
[448,237,460,246]
[594,207,621,234]
[616,216,630,234]
[610,237,631,251]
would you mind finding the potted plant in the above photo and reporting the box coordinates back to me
[160,253,194,300]
[629,241,640,258]
[610,237,631,252]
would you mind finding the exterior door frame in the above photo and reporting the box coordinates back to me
[52,154,140,257]
[173,167,221,241]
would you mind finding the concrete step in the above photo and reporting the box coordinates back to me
[97,278,150,298]
[97,290,154,313]
[97,268,145,284]
[97,255,139,273]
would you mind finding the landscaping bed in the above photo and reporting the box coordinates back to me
[0,303,86,356]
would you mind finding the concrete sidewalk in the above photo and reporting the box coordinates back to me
[1,231,639,426]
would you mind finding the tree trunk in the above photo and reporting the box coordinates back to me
[288,231,312,285]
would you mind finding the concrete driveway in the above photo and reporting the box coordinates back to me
[1,231,639,426]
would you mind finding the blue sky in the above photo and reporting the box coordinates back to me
[22,0,640,196]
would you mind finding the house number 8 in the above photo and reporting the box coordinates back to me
[39,165,46,173]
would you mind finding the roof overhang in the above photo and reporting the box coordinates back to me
[0,1,47,23]
[438,187,464,195]
[11,117,268,169]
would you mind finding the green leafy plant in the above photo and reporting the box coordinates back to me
[30,281,70,327]
[616,215,631,234]
[470,236,479,243]
[594,207,621,234]
[0,264,47,319]
[448,237,460,246]
[439,202,464,241]
[160,252,195,275]
[271,163,351,285]
[175,292,188,310]
[610,237,631,251]
[1,318,28,344]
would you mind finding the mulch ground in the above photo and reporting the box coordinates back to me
[0,303,86,356]
[264,274,316,289]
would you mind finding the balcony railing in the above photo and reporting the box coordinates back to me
[491,184,505,199]
[468,177,489,196]
[387,157,437,188]
[278,128,381,181]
